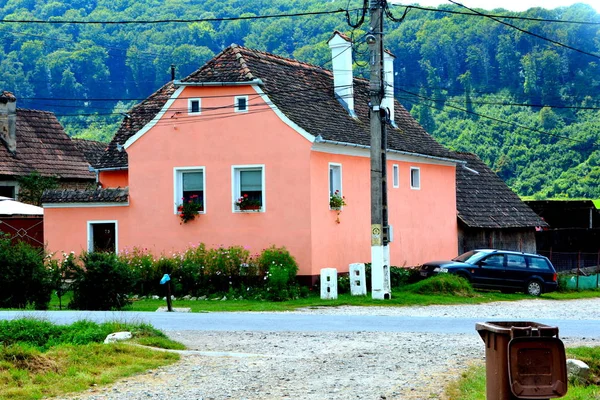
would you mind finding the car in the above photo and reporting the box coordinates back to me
[418,249,558,296]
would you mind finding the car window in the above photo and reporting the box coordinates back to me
[528,257,551,270]
[482,254,504,268]
[506,254,527,269]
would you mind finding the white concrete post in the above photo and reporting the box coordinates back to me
[349,263,367,296]
[320,268,338,300]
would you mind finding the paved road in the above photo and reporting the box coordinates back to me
[1,310,599,338]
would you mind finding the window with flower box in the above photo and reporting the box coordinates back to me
[329,163,343,209]
[174,167,205,214]
[233,165,264,212]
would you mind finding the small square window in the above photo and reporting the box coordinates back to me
[410,167,420,190]
[392,164,399,188]
[188,98,201,114]
[235,96,248,113]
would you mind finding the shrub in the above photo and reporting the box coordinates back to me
[405,274,476,296]
[121,247,158,296]
[69,252,135,310]
[0,236,52,309]
[0,319,63,349]
[259,246,300,301]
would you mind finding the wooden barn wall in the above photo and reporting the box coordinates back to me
[458,225,537,255]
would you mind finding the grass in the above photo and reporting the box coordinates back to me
[444,347,600,400]
[0,319,182,399]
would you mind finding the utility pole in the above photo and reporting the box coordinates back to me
[367,0,391,299]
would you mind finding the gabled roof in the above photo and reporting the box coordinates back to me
[455,152,546,229]
[72,139,107,168]
[0,109,95,180]
[99,45,456,169]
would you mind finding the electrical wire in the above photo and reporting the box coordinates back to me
[447,0,600,60]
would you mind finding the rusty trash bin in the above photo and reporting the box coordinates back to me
[476,321,568,400]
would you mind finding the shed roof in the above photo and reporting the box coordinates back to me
[41,187,128,204]
[455,152,546,229]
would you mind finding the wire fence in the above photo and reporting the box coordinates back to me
[538,250,600,273]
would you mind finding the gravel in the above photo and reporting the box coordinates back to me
[58,299,599,400]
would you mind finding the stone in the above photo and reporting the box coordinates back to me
[567,359,590,383]
[104,331,132,344]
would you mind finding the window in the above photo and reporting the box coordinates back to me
[329,163,342,201]
[87,221,117,253]
[188,98,201,114]
[528,257,551,270]
[392,164,399,188]
[482,254,504,268]
[235,96,248,112]
[233,165,264,211]
[174,167,205,214]
[410,167,420,189]
[507,254,527,269]
[0,184,16,199]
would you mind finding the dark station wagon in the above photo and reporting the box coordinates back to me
[419,249,558,296]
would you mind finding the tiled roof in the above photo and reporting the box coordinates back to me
[72,139,107,168]
[97,81,176,169]
[0,109,95,180]
[455,152,546,229]
[41,187,128,204]
[101,45,456,169]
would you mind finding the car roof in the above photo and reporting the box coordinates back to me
[473,249,546,258]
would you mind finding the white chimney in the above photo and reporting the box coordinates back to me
[0,91,17,155]
[327,31,355,117]
[382,50,395,125]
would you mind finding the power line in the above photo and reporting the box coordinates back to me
[448,0,600,60]
[396,87,599,146]
[391,3,600,25]
[0,9,355,25]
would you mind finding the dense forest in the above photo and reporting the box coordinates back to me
[1,0,599,198]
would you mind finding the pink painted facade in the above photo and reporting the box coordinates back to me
[43,43,459,280]
[44,82,457,277]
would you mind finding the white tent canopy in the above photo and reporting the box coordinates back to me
[0,196,43,216]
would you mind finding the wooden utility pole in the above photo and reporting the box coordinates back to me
[368,0,391,299]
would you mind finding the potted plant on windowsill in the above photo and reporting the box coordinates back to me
[177,195,203,223]
[329,190,346,210]
[235,194,261,211]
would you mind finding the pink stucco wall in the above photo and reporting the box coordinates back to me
[44,84,458,277]
[309,152,457,276]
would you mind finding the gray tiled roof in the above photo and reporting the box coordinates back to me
[41,187,128,204]
[0,109,95,180]
[99,45,456,169]
[455,152,546,228]
[72,139,107,168]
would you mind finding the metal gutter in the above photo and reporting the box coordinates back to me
[314,136,467,165]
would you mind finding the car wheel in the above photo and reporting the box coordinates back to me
[526,280,543,296]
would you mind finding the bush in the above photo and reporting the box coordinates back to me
[69,252,135,310]
[405,274,476,296]
[0,236,52,309]
[259,246,300,301]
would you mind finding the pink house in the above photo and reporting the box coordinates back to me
[42,33,461,282]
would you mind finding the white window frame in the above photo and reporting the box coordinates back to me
[410,167,421,190]
[87,220,118,253]
[232,164,265,212]
[173,167,206,214]
[234,95,249,113]
[329,163,342,209]
[188,98,201,115]
[392,164,399,188]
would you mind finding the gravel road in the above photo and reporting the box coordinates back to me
[58,299,600,400]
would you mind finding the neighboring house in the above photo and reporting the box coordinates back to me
[0,91,96,200]
[42,33,462,282]
[454,152,546,254]
[0,196,44,247]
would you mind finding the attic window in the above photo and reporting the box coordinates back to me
[188,98,201,114]
[392,164,399,188]
[235,96,248,113]
[410,167,420,190]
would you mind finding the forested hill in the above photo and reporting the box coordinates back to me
[1,0,599,199]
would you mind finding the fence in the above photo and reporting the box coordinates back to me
[538,250,600,290]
